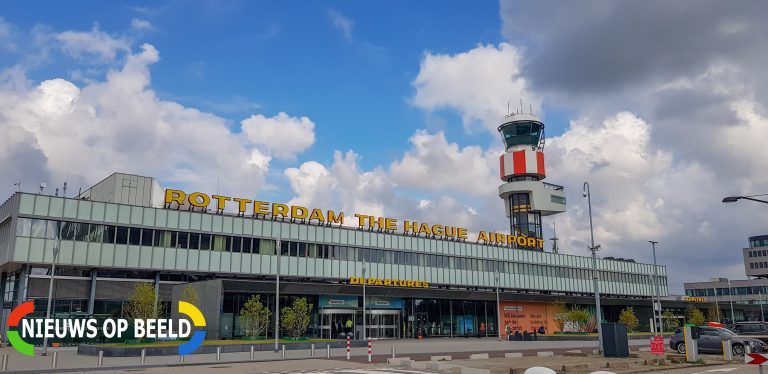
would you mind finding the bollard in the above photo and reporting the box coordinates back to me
[326,344,331,358]
[391,345,395,358]
[250,346,255,360]
[51,352,58,368]
[2,354,8,371]
[98,351,104,367]
[180,355,185,363]
[216,346,221,361]
[311,343,315,357]
[282,345,286,359]
[367,337,372,363]
[141,349,146,365]
[346,336,351,360]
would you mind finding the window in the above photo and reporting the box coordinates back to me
[115,226,129,244]
[241,237,251,253]
[75,223,90,242]
[16,218,32,237]
[30,219,48,238]
[103,226,116,244]
[200,234,211,250]
[177,232,189,249]
[260,239,276,255]
[154,230,172,247]
[189,233,200,250]
[231,236,242,253]
[212,235,227,251]
[140,229,153,246]
[128,227,141,245]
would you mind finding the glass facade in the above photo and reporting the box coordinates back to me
[499,121,544,149]
[508,193,543,240]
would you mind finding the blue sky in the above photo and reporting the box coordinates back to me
[1,0,548,176]
[3,1,768,291]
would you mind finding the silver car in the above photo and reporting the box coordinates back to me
[670,326,765,356]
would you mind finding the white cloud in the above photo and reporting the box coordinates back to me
[411,43,536,134]
[53,24,131,62]
[389,130,500,196]
[241,112,316,160]
[0,43,276,200]
[130,19,154,31]
[328,9,354,40]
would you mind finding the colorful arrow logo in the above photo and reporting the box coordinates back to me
[747,353,768,365]
[6,301,36,356]
[178,301,206,356]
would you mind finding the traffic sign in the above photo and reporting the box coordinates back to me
[650,336,664,355]
[746,353,768,365]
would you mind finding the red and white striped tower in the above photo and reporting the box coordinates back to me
[497,113,566,250]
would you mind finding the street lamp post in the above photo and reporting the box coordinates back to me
[41,228,62,356]
[362,262,367,341]
[583,182,604,353]
[713,287,721,323]
[649,241,661,334]
[727,279,735,323]
[275,240,281,352]
[722,194,768,205]
[495,272,501,341]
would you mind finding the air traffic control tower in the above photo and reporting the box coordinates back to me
[498,113,566,249]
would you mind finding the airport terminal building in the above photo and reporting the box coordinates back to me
[0,115,670,340]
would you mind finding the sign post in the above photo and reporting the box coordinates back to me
[650,336,664,365]
[746,353,768,374]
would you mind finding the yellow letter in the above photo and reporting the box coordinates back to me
[385,218,397,231]
[291,205,308,219]
[253,201,270,215]
[477,231,488,242]
[309,208,325,222]
[516,236,527,246]
[211,195,231,210]
[495,233,506,245]
[232,197,252,213]
[527,237,537,248]
[431,224,444,236]
[328,210,344,225]
[272,203,289,218]
[418,223,431,235]
[458,228,468,240]
[350,277,360,285]
[422,282,429,288]
[536,239,545,249]
[165,189,186,206]
[187,192,209,208]
[354,214,368,228]
[403,221,417,234]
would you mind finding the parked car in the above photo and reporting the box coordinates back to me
[669,326,765,356]
[727,322,768,341]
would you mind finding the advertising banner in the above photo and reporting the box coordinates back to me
[498,301,557,335]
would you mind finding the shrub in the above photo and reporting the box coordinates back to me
[281,298,313,338]
[240,295,271,337]
[618,307,639,332]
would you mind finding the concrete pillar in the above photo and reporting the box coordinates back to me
[153,272,160,313]
[87,271,97,314]
[16,265,29,305]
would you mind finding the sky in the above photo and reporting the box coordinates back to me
[1,1,767,293]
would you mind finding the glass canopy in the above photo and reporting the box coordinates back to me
[498,120,544,149]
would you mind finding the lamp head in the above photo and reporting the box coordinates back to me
[722,196,740,203]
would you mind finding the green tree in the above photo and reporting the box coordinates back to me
[618,307,639,332]
[567,306,590,332]
[552,300,568,332]
[281,298,313,338]
[663,309,678,332]
[180,284,199,306]
[240,295,271,337]
[685,305,706,326]
[124,283,162,320]
[706,304,721,323]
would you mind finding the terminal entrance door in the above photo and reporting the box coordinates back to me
[319,309,356,339]
[363,310,400,339]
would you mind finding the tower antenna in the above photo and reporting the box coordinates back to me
[507,102,510,117]
[63,164,70,197]
[550,222,559,254]
[530,103,533,115]
[520,98,523,115]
